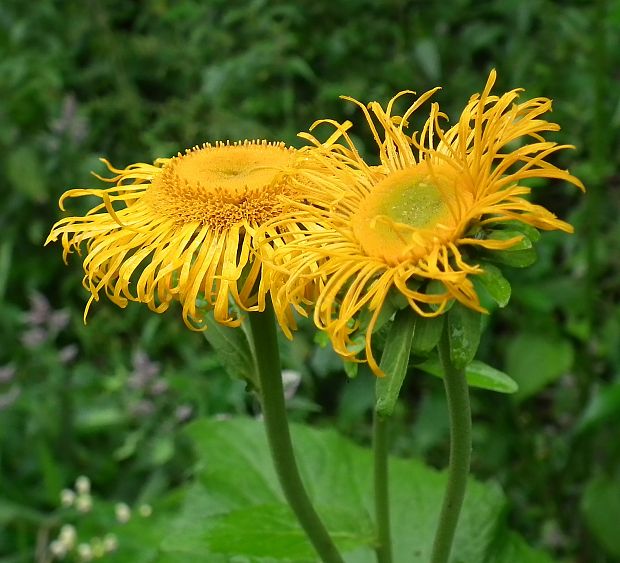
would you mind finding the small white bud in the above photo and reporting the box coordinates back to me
[75,476,91,495]
[138,503,152,517]
[114,502,131,523]
[77,543,93,561]
[60,489,76,507]
[59,524,77,549]
[103,533,118,553]
[75,494,93,513]
[50,539,67,558]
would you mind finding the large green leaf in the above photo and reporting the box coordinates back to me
[160,417,553,562]
[486,531,555,563]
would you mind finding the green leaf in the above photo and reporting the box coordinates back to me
[343,359,359,379]
[114,430,145,460]
[576,382,620,433]
[426,279,454,312]
[478,263,512,307]
[447,303,482,369]
[482,231,538,268]
[163,419,376,562]
[581,475,620,558]
[0,499,44,525]
[161,417,551,562]
[418,359,518,394]
[498,221,541,242]
[505,333,574,401]
[411,315,444,356]
[414,38,441,81]
[313,330,331,348]
[466,361,518,394]
[375,308,416,417]
[356,284,414,337]
[75,405,129,433]
[72,493,188,563]
[146,436,175,466]
[6,146,47,202]
[202,312,256,388]
[487,531,555,563]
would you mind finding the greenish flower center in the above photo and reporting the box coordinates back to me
[352,163,464,264]
[377,180,448,229]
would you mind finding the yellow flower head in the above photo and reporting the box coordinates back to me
[261,71,584,375]
[46,140,299,329]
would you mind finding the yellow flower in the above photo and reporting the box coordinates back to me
[46,140,299,329]
[261,71,584,375]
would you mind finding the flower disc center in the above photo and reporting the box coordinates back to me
[173,144,293,196]
[144,141,296,229]
[352,163,462,264]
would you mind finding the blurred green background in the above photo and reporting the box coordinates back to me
[1,0,619,561]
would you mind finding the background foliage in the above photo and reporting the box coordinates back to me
[1,0,619,561]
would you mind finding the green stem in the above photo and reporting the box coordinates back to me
[373,306,417,562]
[431,328,472,563]
[248,302,345,563]
[373,411,392,563]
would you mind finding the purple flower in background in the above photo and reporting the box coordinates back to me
[131,399,156,418]
[24,292,52,327]
[150,379,169,396]
[21,291,72,348]
[128,350,160,390]
[175,404,193,423]
[49,94,89,151]
[49,310,71,332]
[0,364,16,384]
[0,386,21,411]
[21,327,49,349]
